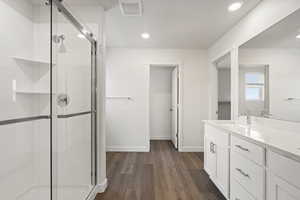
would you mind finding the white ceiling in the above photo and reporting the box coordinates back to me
[105,0,262,49]
[242,9,300,49]
[29,0,118,10]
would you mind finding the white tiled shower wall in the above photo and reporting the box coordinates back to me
[0,1,51,200]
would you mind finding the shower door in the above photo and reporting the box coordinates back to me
[51,1,97,200]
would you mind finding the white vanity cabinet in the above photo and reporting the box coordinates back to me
[204,121,300,200]
[204,124,230,198]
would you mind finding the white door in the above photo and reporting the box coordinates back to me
[268,173,300,200]
[171,67,178,148]
[216,143,229,197]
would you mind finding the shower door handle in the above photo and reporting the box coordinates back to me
[57,94,70,107]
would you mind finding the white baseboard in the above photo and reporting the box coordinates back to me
[150,136,171,140]
[87,178,108,200]
[106,146,150,152]
[180,146,204,152]
[97,178,108,193]
[18,183,108,200]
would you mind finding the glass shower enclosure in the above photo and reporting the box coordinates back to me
[0,0,97,200]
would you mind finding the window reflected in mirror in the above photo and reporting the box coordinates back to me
[239,65,269,117]
[245,72,265,101]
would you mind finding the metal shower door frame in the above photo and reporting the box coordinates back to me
[50,0,98,199]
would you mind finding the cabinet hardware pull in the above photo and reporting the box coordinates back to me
[236,168,250,178]
[235,145,249,152]
[210,142,216,154]
[235,198,240,200]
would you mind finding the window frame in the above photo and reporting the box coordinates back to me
[244,72,265,102]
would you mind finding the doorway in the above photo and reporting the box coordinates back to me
[215,53,231,120]
[149,65,179,149]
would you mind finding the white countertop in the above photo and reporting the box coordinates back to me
[204,120,300,162]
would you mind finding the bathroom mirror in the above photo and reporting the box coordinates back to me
[238,9,300,122]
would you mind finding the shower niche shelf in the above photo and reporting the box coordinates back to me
[13,56,55,66]
[15,90,51,95]
[12,87,52,101]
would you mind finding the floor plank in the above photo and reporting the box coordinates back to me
[95,140,226,200]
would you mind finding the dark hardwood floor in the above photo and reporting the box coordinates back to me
[95,140,226,200]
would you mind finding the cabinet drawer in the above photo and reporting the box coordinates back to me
[268,150,300,188]
[231,152,265,200]
[231,135,265,165]
[231,180,255,200]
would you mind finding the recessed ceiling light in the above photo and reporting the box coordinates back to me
[228,1,243,12]
[296,34,300,39]
[77,34,86,39]
[141,32,150,39]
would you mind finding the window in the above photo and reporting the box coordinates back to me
[245,73,265,101]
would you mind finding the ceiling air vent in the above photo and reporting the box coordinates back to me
[119,0,143,16]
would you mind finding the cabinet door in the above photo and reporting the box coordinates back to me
[204,136,216,178]
[216,142,229,198]
[268,173,300,200]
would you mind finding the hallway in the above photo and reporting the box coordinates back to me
[96,141,225,200]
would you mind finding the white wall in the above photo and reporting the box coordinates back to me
[106,48,208,152]
[239,48,300,121]
[0,1,49,199]
[208,0,300,120]
[150,67,173,140]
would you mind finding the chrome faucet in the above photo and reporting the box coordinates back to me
[246,111,251,125]
[261,110,272,118]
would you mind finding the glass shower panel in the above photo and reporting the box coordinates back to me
[51,2,95,200]
[0,1,51,200]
